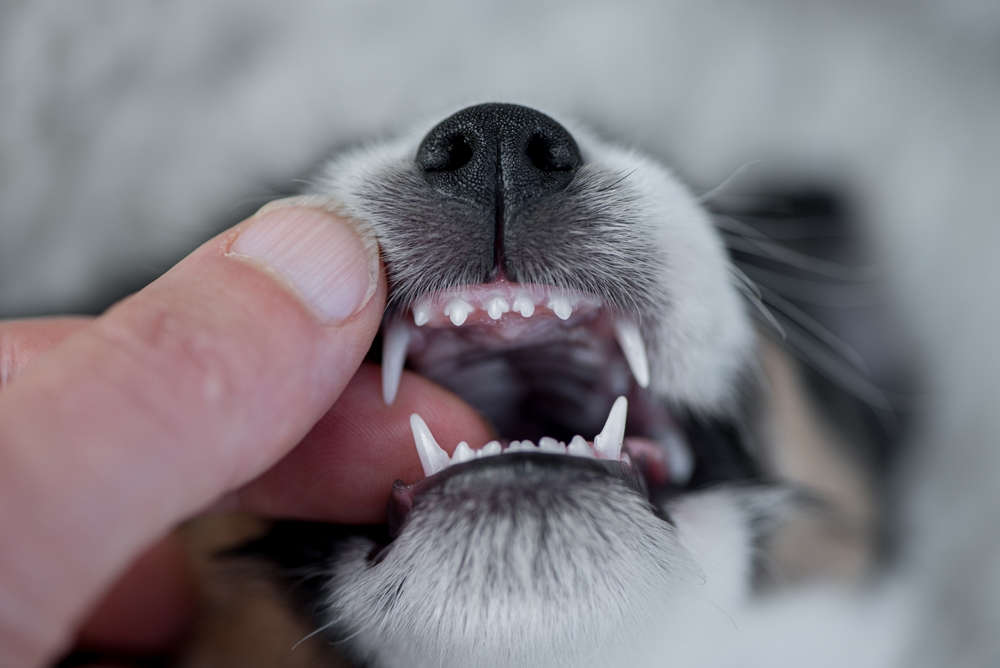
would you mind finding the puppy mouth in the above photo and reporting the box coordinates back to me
[376,279,698,501]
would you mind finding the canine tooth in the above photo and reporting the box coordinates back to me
[548,296,572,320]
[409,414,450,477]
[452,441,474,465]
[479,440,502,457]
[381,320,410,405]
[593,396,628,460]
[486,297,510,320]
[613,319,650,389]
[512,296,535,317]
[444,299,473,326]
[568,435,591,458]
[539,437,566,453]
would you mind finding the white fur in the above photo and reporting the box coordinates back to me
[579,138,754,412]
[321,487,756,668]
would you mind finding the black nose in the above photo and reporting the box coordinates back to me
[415,103,582,212]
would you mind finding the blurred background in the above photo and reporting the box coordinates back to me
[2,1,998,665]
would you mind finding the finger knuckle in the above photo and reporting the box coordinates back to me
[0,329,18,389]
[97,298,252,410]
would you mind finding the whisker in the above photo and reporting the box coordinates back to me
[723,215,849,240]
[697,160,763,203]
[717,213,877,280]
[730,266,785,339]
[722,233,876,282]
[774,314,891,411]
[729,264,762,300]
[291,176,321,190]
[292,619,341,651]
[756,285,870,373]
[740,265,879,307]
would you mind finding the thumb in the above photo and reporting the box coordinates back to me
[0,196,385,666]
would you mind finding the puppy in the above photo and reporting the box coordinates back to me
[225,103,898,668]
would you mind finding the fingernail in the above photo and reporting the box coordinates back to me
[227,196,379,324]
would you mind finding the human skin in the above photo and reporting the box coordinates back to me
[0,200,490,666]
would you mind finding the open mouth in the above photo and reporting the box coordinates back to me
[376,279,711,504]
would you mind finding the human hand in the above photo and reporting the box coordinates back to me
[0,198,491,666]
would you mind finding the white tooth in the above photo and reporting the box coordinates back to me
[539,437,566,453]
[486,297,510,320]
[479,440,502,457]
[664,433,694,485]
[413,303,431,326]
[444,299,473,326]
[452,441,474,465]
[568,435,592,458]
[507,440,536,453]
[613,319,650,389]
[593,396,628,460]
[513,295,535,317]
[548,296,572,320]
[409,414,450,477]
[381,320,410,405]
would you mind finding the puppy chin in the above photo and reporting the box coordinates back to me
[313,461,758,668]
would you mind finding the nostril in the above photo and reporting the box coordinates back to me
[416,103,582,211]
[526,132,577,172]
[418,132,474,173]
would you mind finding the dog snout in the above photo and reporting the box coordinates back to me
[415,103,582,213]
